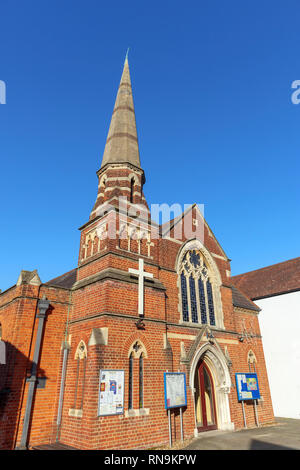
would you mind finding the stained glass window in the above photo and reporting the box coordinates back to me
[128,353,133,409]
[180,249,220,326]
[198,277,207,324]
[181,273,189,322]
[189,275,198,323]
[206,280,216,326]
[139,354,144,409]
[190,250,200,268]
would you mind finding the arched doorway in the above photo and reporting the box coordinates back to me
[190,342,234,434]
[194,360,217,431]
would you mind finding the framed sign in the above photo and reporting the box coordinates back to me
[164,372,187,409]
[0,340,6,365]
[98,369,125,416]
[235,373,260,401]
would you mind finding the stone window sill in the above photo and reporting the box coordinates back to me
[179,320,224,330]
[68,408,83,418]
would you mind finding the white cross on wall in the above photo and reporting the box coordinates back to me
[128,258,153,317]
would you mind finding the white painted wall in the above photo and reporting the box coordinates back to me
[257,291,300,419]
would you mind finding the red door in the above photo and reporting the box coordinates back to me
[194,360,217,432]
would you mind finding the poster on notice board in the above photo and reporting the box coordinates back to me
[98,369,125,416]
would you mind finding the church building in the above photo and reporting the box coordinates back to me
[0,58,274,450]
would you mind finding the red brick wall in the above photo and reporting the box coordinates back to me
[0,284,70,449]
[53,206,274,450]
[0,204,274,450]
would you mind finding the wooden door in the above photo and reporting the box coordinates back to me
[195,360,217,432]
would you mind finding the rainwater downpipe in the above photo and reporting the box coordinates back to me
[17,296,50,449]
[55,291,72,441]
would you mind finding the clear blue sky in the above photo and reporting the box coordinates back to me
[1,0,299,291]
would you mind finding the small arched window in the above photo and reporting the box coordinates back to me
[179,249,221,327]
[247,350,257,372]
[128,352,133,410]
[101,176,107,190]
[127,340,147,411]
[73,340,87,410]
[130,178,135,203]
[139,353,144,409]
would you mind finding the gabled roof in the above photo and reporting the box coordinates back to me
[160,203,229,260]
[45,269,77,289]
[16,269,41,286]
[232,257,300,300]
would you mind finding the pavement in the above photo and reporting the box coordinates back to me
[185,417,300,450]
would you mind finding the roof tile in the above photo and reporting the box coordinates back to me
[232,257,300,300]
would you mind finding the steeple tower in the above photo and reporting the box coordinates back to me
[100,55,141,169]
[90,56,147,221]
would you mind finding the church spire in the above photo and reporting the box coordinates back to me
[89,57,148,221]
[100,55,141,169]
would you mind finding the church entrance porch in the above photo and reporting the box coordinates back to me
[190,342,234,435]
[194,360,217,432]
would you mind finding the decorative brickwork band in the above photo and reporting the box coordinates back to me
[106,132,138,144]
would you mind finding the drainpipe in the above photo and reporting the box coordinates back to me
[17,296,50,450]
[55,290,72,441]
[55,345,69,440]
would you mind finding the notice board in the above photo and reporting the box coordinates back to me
[164,372,187,409]
[98,369,125,416]
[235,373,260,401]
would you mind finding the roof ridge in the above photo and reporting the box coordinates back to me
[232,256,300,278]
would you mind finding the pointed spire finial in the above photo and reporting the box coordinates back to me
[125,47,129,63]
[100,52,141,169]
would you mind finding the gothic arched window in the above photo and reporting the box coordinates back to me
[127,340,148,411]
[179,249,220,327]
[73,340,87,411]
[130,177,135,203]
[139,353,144,409]
[128,352,133,410]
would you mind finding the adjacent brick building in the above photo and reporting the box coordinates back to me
[0,57,274,450]
[232,258,300,419]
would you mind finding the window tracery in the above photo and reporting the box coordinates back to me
[127,340,147,411]
[73,340,87,410]
[179,249,220,327]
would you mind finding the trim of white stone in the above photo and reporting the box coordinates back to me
[124,408,150,418]
[68,408,83,418]
[176,239,225,329]
[88,327,108,346]
[212,253,227,261]
[233,307,259,316]
[189,342,234,432]
[167,332,197,340]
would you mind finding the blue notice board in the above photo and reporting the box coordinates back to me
[235,373,260,401]
[164,372,187,409]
